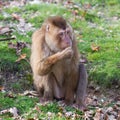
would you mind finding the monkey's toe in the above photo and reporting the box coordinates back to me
[39,97,52,105]
[73,103,88,111]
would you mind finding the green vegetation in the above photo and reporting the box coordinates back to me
[0,93,38,113]
[0,92,38,119]
[0,0,120,119]
[0,0,120,86]
[0,92,84,120]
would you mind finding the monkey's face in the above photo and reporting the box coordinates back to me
[45,25,72,53]
[57,28,72,50]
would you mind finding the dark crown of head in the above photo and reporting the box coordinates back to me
[48,16,67,30]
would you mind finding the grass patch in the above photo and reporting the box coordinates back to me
[0,1,120,87]
[0,92,84,120]
[0,92,38,119]
[0,1,120,119]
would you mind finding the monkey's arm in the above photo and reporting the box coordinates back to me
[37,47,73,75]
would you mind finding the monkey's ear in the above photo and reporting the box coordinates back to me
[46,25,50,32]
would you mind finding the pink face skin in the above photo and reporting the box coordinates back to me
[58,28,72,49]
[45,25,72,52]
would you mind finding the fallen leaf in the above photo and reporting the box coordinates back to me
[84,110,94,119]
[21,90,38,97]
[8,42,16,49]
[117,112,120,120]
[47,112,53,117]
[106,107,113,113]
[16,53,26,62]
[0,107,18,117]
[79,39,85,43]
[0,86,4,91]
[91,44,100,52]
[109,115,116,120]
[103,113,109,120]
[65,111,72,118]
[9,107,18,117]
[0,27,12,35]
[93,109,102,120]
[72,10,79,16]
[58,112,62,117]
[8,42,28,55]
[84,3,91,9]
[5,92,16,98]
[12,13,21,21]
[35,105,41,112]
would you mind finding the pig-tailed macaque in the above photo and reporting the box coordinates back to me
[30,16,88,110]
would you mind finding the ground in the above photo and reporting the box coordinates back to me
[0,0,120,119]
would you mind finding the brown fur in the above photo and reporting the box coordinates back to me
[30,16,87,109]
[46,16,67,29]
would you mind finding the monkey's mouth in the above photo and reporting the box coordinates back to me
[61,45,71,50]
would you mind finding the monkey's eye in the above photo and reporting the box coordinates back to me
[59,32,64,37]
[66,30,70,34]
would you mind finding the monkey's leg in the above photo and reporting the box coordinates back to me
[34,75,53,103]
[75,63,88,110]
[64,72,78,105]
[52,75,65,100]
[33,76,44,97]
[40,74,54,103]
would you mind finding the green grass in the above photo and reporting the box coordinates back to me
[0,1,120,119]
[0,92,38,119]
[73,0,120,86]
[0,1,120,86]
[0,92,84,120]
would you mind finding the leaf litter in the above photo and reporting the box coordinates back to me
[0,0,120,120]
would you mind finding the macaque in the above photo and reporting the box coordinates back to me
[30,16,87,109]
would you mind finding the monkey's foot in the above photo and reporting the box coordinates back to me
[57,100,66,107]
[39,97,52,105]
[73,103,88,111]
[54,97,65,101]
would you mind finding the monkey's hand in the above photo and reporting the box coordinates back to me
[59,47,73,59]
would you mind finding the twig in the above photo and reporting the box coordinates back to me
[0,37,16,41]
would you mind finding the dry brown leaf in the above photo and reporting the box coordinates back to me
[12,13,21,21]
[91,44,100,52]
[84,3,91,9]
[93,109,102,120]
[5,92,16,98]
[0,107,18,117]
[8,42,16,49]
[72,10,79,15]
[58,112,62,117]
[0,86,4,91]
[9,107,18,117]
[8,42,28,55]
[117,112,120,120]
[79,39,85,42]
[104,113,109,120]
[21,90,38,97]
[0,27,12,35]
[16,53,26,62]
